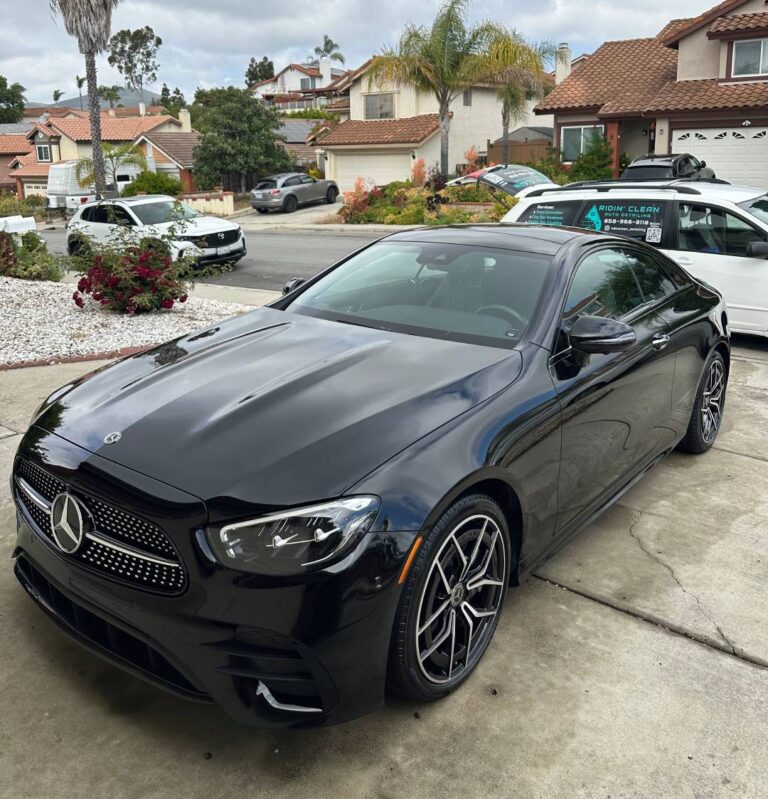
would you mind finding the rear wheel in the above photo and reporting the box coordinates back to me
[388,494,511,701]
[678,350,726,454]
[325,186,338,204]
[283,195,298,213]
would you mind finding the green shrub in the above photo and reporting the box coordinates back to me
[0,193,49,220]
[0,231,64,281]
[441,184,497,203]
[569,136,614,182]
[122,171,183,197]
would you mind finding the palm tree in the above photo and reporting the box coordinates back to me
[49,0,121,196]
[98,84,121,109]
[76,142,147,190]
[52,89,65,106]
[312,34,345,64]
[76,74,86,110]
[369,0,549,177]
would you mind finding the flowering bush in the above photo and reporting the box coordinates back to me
[71,240,191,314]
[338,177,383,222]
[0,231,64,281]
[411,158,427,187]
[461,147,480,176]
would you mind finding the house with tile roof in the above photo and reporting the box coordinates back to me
[0,134,33,192]
[537,0,768,186]
[10,111,184,198]
[133,129,200,191]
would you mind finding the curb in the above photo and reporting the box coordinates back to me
[0,344,152,372]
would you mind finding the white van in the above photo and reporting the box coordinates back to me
[504,180,768,337]
[47,161,141,211]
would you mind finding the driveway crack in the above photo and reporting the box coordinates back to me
[627,511,737,656]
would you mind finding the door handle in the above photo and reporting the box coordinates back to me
[676,256,693,265]
[652,334,670,350]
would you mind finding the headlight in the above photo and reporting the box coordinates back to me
[207,496,380,576]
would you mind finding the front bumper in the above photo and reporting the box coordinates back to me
[10,433,414,728]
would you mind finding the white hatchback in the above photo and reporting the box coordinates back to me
[504,180,768,336]
[67,194,246,267]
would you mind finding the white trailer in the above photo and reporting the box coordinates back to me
[46,161,95,211]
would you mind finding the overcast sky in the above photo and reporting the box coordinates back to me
[4,0,712,103]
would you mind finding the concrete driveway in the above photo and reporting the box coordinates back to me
[1,338,767,798]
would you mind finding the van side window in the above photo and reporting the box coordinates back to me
[576,200,667,245]
[677,203,766,257]
[517,201,583,226]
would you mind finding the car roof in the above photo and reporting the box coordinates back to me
[627,154,687,166]
[519,180,765,204]
[80,194,175,206]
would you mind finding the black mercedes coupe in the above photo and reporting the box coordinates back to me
[11,224,729,727]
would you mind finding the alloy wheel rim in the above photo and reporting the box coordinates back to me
[701,359,724,444]
[415,514,506,685]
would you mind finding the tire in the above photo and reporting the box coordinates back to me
[67,236,91,258]
[325,186,338,204]
[678,350,726,454]
[283,195,298,213]
[256,208,269,215]
[388,494,511,702]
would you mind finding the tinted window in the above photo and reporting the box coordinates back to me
[577,200,667,245]
[283,176,301,187]
[80,206,94,222]
[288,241,553,346]
[677,203,766,257]
[622,165,673,179]
[623,250,677,302]
[517,201,583,227]
[300,175,314,184]
[131,201,200,225]
[89,204,110,224]
[255,179,277,190]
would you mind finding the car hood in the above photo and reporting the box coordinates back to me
[151,216,240,236]
[36,308,522,511]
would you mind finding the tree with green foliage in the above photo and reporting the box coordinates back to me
[245,56,274,86]
[0,76,26,123]
[369,0,550,177]
[53,89,65,105]
[121,170,182,197]
[108,26,162,104]
[159,83,186,117]
[279,108,339,122]
[310,35,344,65]
[76,142,147,189]
[49,0,121,196]
[191,86,292,192]
[569,133,614,181]
[98,83,121,108]
[76,74,86,109]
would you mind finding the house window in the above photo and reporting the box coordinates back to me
[733,39,768,77]
[300,77,317,90]
[560,125,604,162]
[36,144,51,162]
[463,89,473,106]
[364,93,394,119]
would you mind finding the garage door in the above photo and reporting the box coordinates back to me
[331,151,413,191]
[672,128,768,189]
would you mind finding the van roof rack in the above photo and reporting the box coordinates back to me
[525,181,703,198]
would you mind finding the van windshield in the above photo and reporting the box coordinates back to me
[738,194,768,225]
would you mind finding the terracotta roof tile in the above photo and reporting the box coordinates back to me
[282,141,317,163]
[9,152,51,178]
[140,131,199,168]
[317,114,439,146]
[49,115,179,142]
[657,18,694,40]
[536,38,677,116]
[708,11,768,36]
[0,135,33,155]
[645,78,768,112]
[325,97,350,110]
[660,0,751,44]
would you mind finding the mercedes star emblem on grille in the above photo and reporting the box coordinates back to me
[103,431,122,444]
[50,493,86,554]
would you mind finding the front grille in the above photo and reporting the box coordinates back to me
[14,458,186,594]
[186,229,240,248]
[15,556,206,700]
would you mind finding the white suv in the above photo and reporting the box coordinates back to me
[504,180,768,336]
[67,194,246,267]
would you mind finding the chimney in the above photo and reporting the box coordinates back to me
[318,57,333,87]
[139,101,146,116]
[108,108,116,117]
[178,108,192,132]
[555,43,572,85]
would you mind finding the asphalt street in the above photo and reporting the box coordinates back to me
[41,228,381,292]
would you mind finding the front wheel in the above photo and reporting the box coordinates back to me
[325,186,338,204]
[678,350,726,454]
[388,494,511,701]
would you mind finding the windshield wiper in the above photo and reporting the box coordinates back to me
[335,317,391,332]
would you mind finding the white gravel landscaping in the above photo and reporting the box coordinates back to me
[0,276,251,366]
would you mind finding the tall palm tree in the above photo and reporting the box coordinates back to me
[49,0,121,195]
[76,74,86,110]
[52,89,65,106]
[312,34,345,64]
[98,84,121,109]
[369,0,549,177]
[76,142,147,190]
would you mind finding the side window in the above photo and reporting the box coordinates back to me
[300,175,315,184]
[79,206,93,222]
[283,176,301,187]
[676,203,767,257]
[109,205,136,226]
[562,248,644,328]
[623,250,677,303]
[517,201,583,227]
[89,204,109,224]
[576,200,667,245]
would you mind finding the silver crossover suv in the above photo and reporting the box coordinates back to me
[250,172,339,214]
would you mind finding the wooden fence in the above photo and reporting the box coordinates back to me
[487,138,552,165]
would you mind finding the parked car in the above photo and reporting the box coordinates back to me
[66,195,246,267]
[250,172,339,214]
[621,153,716,181]
[12,223,727,727]
[503,180,768,336]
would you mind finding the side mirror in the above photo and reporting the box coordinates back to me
[746,241,768,259]
[569,315,636,354]
[700,160,707,168]
[283,277,305,294]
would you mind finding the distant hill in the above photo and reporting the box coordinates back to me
[27,86,162,111]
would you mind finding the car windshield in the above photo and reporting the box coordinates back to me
[621,165,672,179]
[286,240,552,347]
[131,201,200,225]
[737,194,768,225]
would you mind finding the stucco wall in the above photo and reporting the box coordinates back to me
[654,118,671,154]
[620,119,651,159]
